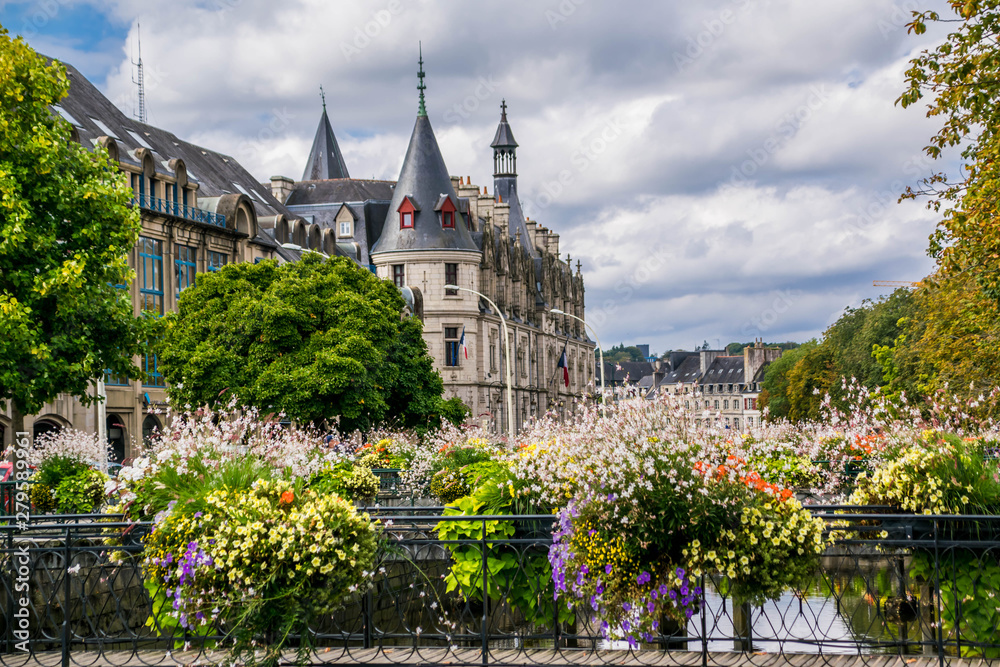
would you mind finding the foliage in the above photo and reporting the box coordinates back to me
[0,29,145,422]
[899,2,1000,305]
[436,462,569,626]
[143,479,379,667]
[911,551,1000,658]
[760,341,818,420]
[309,460,379,502]
[53,468,107,513]
[34,454,89,489]
[28,481,56,513]
[430,469,471,504]
[849,431,1000,514]
[157,254,453,432]
[355,438,413,469]
[600,344,647,363]
[726,341,802,356]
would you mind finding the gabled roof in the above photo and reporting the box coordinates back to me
[370,114,478,254]
[302,107,350,180]
[658,355,702,386]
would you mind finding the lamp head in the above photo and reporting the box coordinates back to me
[550,308,564,315]
[444,284,460,290]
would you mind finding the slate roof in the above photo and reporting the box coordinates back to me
[54,60,293,250]
[370,114,479,254]
[658,355,702,386]
[302,107,350,180]
[286,179,395,206]
[491,102,518,149]
[699,356,746,386]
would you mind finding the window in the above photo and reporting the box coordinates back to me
[399,197,416,229]
[442,210,454,228]
[437,195,457,229]
[748,417,754,427]
[339,220,352,237]
[444,327,460,367]
[208,251,228,272]
[143,351,165,388]
[490,341,497,371]
[445,264,458,295]
[684,401,690,409]
[704,400,710,409]
[392,264,405,288]
[138,237,164,315]
[104,369,130,387]
[707,385,713,394]
[733,418,740,429]
[176,245,197,297]
[723,399,729,410]
[713,400,719,410]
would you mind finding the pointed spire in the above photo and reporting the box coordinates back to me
[417,43,427,118]
[302,99,350,181]
[491,99,518,150]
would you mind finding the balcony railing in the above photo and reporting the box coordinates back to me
[132,194,226,228]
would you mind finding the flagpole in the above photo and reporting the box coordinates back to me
[551,308,604,419]
[446,285,515,441]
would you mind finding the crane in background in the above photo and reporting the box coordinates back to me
[873,280,921,288]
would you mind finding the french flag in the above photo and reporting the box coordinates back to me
[557,344,569,387]
[460,326,468,359]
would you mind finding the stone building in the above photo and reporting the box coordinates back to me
[0,61,306,458]
[1,55,593,454]
[272,61,594,433]
[647,342,782,429]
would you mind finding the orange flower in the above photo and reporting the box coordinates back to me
[279,490,295,505]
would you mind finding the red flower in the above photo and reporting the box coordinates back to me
[279,490,295,505]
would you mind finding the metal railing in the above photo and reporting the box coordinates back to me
[131,194,226,228]
[3,509,1000,666]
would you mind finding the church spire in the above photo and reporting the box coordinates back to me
[417,43,427,118]
[302,92,350,181]
[491,99,518,176]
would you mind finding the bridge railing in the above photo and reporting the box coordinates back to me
[3,509,1000,666]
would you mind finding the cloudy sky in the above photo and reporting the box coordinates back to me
[1,0,959,353]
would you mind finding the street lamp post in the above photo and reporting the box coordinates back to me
[445,284,515,440]
[551,308,605,418]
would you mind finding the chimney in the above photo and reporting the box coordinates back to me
[269,175,295,204]
[547,232,560,257]
[700,349,723,375]
[744,340,782,384]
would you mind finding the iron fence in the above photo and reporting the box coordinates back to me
[2,509,1000,666]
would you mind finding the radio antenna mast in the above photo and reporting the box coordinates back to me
[131,22,147,123]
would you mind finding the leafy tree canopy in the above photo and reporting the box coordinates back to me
[901,1,1000,302]
[0,29,144,427]
[157,254,463,433]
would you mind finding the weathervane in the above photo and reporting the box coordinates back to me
[319,84,326,110]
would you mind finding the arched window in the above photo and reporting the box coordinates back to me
[142,415,162,448]
[107,415,127,463]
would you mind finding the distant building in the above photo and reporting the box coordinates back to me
[646,341,782,429]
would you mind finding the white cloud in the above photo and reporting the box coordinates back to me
[6,0,956,352]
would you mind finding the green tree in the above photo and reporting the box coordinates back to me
[157,254,458,433]
[900,2,1000,303]
[0,30,144,446]
[759,341,818,421]
[784,344,835,422]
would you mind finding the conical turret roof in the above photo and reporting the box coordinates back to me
[372,51,477,254]
[371,113,478,254]
[302,106,350,181]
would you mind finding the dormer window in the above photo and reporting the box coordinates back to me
[339,220,352,237]
[398,196,418,229]
[434,195,457,229]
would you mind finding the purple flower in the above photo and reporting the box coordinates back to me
[580,564,589,575]
[675,567,686,579]
[622,620,631,632]
[636,571,651,585]
[193,511,203,518]
[622,603,631,612]
[680,584,689,596]
[647,601,655,613]
[627,635,638,648]
[651,590,658,600]
[605,564,613,575]
[668,590,677,600]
